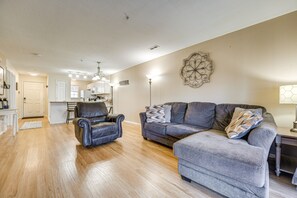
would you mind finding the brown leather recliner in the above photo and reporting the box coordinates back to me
[73,102,125,147]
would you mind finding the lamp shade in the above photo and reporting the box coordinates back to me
[279,85,297,104]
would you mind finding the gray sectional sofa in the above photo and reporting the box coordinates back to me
[139,102,277,198]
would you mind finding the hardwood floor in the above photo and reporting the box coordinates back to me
[0,118,296,198]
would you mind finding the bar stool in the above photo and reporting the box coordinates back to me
[66,102,77,124]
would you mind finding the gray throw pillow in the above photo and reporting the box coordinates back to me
[162,105,172,123]
[145,105,166,123]
[225,107,263,139]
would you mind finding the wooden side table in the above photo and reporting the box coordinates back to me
[275,127,297,176]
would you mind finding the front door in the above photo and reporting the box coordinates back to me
[23,82,44,118]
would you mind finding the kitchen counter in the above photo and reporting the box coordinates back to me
[49,101,112,124]
[50,101,80,103]
[50,100,108,103]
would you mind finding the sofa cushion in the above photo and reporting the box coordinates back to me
[225,107,263,139]
[166,124,206,139]
[164,102,187,124]
[174,130,266,187]
[144,122,169,136]
[213,104,266,131]
[91,122,117,139]
[184,102,216,128]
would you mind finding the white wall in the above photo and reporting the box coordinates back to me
[111,11,297,127]
[0,53,19,117]
[48,74,71,102]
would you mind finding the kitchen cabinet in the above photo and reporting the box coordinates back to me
[87,81,110,95]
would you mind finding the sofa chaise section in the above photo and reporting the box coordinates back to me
[174,130,267,187]
[173,111,277,198]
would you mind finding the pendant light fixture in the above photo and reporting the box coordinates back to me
[92,61,105,81]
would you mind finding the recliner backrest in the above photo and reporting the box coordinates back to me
[76,102,108,118]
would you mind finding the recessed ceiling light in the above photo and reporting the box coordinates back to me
[76,74,79,78]
[83,75,87,79]
[68,74,72,78]
[29,73,38,76]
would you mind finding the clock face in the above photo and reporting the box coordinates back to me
[180,52,213,88]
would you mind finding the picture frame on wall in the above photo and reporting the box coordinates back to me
[0,66,4,95]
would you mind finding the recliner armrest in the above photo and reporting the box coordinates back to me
[106,114,125,137]
[248,112,277,159]
[73,117,92,147]
[106,114,125,123]
[73,117,91,128]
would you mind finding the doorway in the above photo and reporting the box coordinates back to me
[23,82,44,118]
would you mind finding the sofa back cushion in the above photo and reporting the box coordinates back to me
[213,104,266,131]
[184,102,216,128]
[164,102,187,124]
[76,102,108,118]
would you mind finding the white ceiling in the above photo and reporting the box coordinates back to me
[0,0,297,76]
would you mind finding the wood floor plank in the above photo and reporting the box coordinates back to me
[0,118,296,197]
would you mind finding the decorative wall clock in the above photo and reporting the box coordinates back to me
[180,52,214,88]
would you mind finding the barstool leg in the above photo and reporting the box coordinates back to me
[66,111,69,124]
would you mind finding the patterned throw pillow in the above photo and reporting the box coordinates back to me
[225,107,263,139]
[145,105,166,123]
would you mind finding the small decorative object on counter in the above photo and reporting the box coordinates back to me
[3,98,8,109]
[0,98,3,109]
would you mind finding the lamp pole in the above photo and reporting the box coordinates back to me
[149,78,152,106]
[110,85,114,114]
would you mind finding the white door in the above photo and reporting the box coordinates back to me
[56,80,66,101]
[23,82,44,117]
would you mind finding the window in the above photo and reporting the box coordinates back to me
[71,85,79,98]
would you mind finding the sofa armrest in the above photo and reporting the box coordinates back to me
[73,118,92,147]
[248,112,277,159]
[139,112,147,137]
[106,114,125,137]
